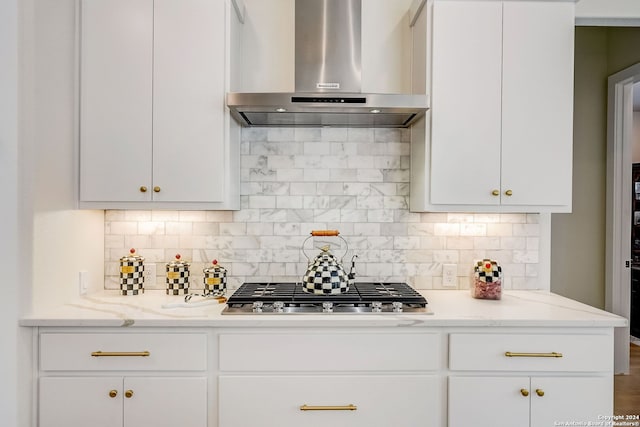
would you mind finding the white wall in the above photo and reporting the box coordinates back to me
[0,0,28,424]
[576,0,640,25]
[0,1,105,422]
[23,0,105,310]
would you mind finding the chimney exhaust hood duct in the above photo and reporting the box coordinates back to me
[226,0,428,128]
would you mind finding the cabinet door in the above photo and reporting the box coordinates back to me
[530,376,612,427]
[430,1,502,205]
[39,377,123,427]
[448,376,529,427]
[220,375,440,427]
[500,1,574,207]
[123,377,207,427]
[152,0,225,203]
[80,0,153,202]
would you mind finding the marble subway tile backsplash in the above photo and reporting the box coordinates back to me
[104,128,541,291]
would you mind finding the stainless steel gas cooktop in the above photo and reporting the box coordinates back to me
[221,282,431,314]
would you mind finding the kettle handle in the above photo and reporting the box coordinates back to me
[311,230,340,237]
[301,231,348,262]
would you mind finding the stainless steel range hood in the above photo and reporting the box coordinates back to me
[226,0,428,128]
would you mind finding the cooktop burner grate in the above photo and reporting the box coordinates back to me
[222,282,430,314]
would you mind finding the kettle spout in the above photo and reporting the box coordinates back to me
[348,254,358,286]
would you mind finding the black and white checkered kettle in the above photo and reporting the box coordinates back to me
[301,230,357,295]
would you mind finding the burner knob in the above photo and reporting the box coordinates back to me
[322,302,334,313]
[273,301,284,313]
[392,301,403,313]
[252,301,264,313]
[371,301,382,313]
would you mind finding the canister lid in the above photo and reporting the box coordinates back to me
[473,259,502,280]
[120,248,144,263]
[204,259,226,273]
[167,253,190,268]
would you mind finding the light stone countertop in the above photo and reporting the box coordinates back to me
[20,290,627,328]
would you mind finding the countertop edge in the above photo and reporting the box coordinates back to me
[19,290,629,328]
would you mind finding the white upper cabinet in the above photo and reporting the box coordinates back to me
[410,0,575,213]
[79,0,240,209]
[79,0,153,204]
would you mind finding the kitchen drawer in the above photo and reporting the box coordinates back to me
[40,333,207,371]
[449,333,612,372]
[219,332,439,372]
[219,374,440,427]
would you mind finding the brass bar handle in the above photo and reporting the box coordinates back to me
[300,404,357,411]
[504,351,563,358]
[91,351,151,357]
[310,230,340,237]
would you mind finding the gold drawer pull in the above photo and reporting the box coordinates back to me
[520,389,529,397]
[125,390,134,398]
[109,390,118,398]
[505,352,563,358]
[535,389,545,397]
[91,351,150,357]
[300,404,357,411]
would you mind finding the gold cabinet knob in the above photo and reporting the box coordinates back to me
[125,390,134,398]
[505,189,513,196]
[109,390,118,398]
[535,389,544,397]
[139,186,148,193]
[491,190,499,196]
[153,186,161,193]
[520,389,529,397]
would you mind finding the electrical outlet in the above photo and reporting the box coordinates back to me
[442,264,457,287]
[144,263,156,285]
[78,270,88,295]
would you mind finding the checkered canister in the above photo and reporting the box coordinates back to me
[203,259,227,296]
[471,259,502,300]
[166,254,190,295]
[119,248,144,296]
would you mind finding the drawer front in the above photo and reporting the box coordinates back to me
[219,332,440,372]
[40,333,207,371]
[219,375,440,427]
[449,333,612,372]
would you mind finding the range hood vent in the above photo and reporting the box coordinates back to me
[226,0,428,128]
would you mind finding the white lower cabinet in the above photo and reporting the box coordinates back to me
[34,327,617,427]
[39,376,207,427]
[449,376,611,427]
[219,375,439,427]
[37,331,209,427]
[448,332,614,427]
[217,331,443,427]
